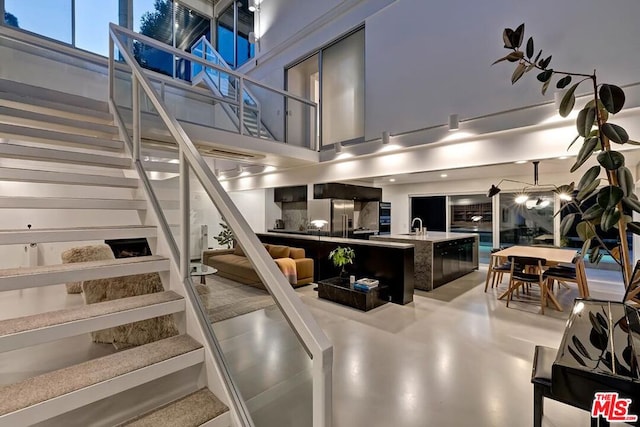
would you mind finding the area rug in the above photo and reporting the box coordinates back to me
[196,275,275,323]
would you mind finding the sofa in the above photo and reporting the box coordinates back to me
[202,244,313,290]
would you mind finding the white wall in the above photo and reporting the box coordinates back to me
[247,0,640,142]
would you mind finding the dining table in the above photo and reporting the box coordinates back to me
[487,245,589,311]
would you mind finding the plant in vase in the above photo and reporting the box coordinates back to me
[491,23,640,302]
[329,246,355,279]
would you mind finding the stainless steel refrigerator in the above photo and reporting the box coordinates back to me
[308,199,354,237]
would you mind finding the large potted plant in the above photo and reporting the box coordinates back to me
[492,24,640,300]
[329,246,355,279]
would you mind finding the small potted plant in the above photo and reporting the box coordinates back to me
[214,222,234,249]
[329,246,355,279]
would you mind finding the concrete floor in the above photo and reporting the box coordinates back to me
[0,267,632,426]
[210,267,631,427]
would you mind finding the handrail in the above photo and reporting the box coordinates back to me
[112,24,316,108]
[109,23,332,427]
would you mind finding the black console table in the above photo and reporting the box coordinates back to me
[317,277,387,312]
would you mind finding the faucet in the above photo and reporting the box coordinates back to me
[411,217,423,235]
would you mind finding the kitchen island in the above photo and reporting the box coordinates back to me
[370,232,479,291]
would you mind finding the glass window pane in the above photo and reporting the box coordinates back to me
[321,28,365,146]
[175,3,209,81]
[449,195,493,264]
[236,1,254,67]
[216,5,235,67]
[133,0,173,76]
[499,192,554,247]
[75,1,119,56]
[5,0,72,43]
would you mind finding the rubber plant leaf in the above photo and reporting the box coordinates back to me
[597,150,625,171]
[576,106,596,138]
[577,165,601,192]
[601,123,629,144]
[596,186,624,209]
[617,166,634,197]
[570,137,599,172]
[559,82,581,117]
[560,213,576,236]
[599,84,626,114]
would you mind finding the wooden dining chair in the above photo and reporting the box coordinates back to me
[505,256,554,314]
[543,256,588,298]
[484,247,511,292]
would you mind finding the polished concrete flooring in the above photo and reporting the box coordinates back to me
[0,268,631,426]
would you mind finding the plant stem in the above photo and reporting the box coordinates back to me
[590,74,632,287]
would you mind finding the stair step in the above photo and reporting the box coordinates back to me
[0,123,122,151]
[0,106,118,138]
[0,79,110,113]
[0,143,131,168]
[0,291,184,353]
[0,335,203,426]
[0,91,113,124]
[121,388,229,427]
[0,166,138,188]
[0,225,156,245]
[0,255,168,291]
[0,196,146,210]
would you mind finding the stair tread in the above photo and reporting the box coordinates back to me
[0,106,117,136]
[121,388,229,427]
[0,91,112,123]
[0,225,154,234]
[0,224,155,245]
[0,335,202,416]
[0,255,167,279]
[0,195,146,210]
[0,143,131,168]
[0,291,182,337]
[0,123,122,150]
[0,166,138,187]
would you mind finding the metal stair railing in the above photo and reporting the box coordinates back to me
[108,23,332,427]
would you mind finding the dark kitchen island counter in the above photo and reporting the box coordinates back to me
[370,232,479,291]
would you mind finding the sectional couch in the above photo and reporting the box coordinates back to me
[202,243,313,289]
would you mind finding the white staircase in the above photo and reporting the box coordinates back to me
[0,81,233,426]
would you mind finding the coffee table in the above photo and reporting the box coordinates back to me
[190,262,217,284]
[317,277,387,311]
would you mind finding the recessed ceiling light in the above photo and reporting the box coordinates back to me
[389,178,396,182]
[558,156,568,160]
[515,160,527,164]
[440,174,448,178]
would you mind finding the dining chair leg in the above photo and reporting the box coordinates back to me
[540,281,546,315]
[484,257,495,292]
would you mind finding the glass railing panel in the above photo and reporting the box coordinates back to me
[188,164,313,427]
[242,80,285,142]
[285,97,318,149]
[137,89,182,246]
[112,66,134,132]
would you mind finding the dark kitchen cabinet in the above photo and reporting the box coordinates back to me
[313,183,382,201]
[432,238,476,288]
[274,185,307,202]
